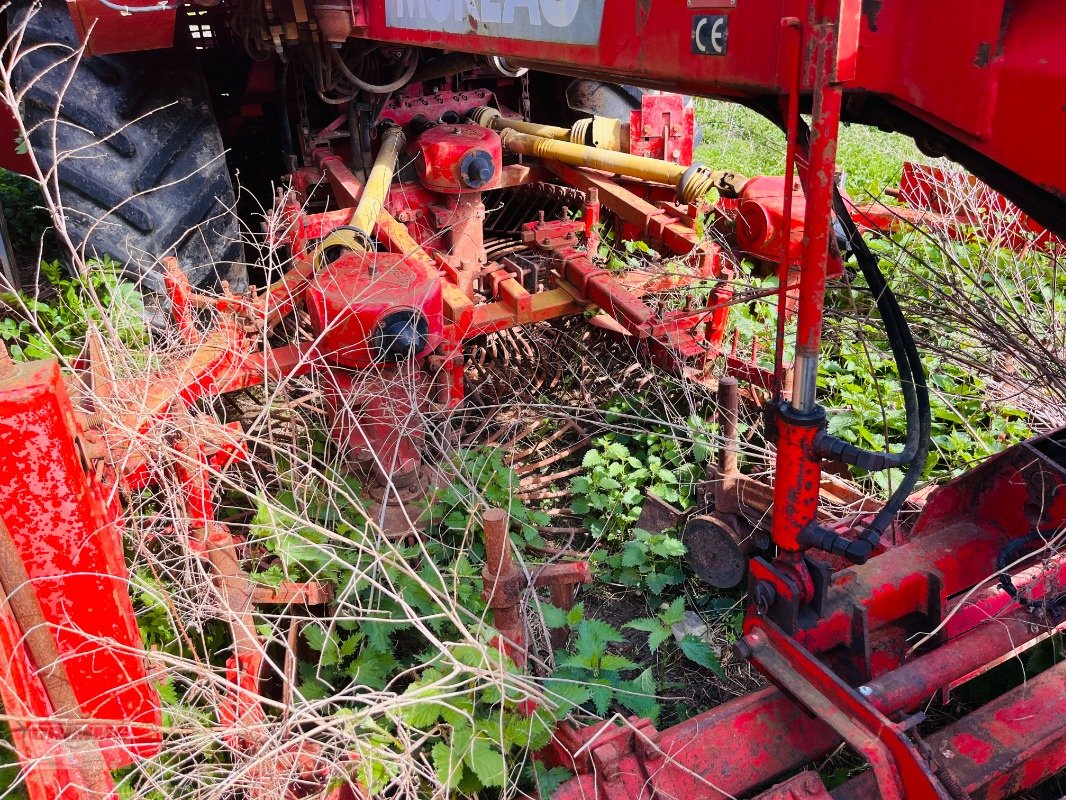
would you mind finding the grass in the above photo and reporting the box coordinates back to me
[694,99,926,196]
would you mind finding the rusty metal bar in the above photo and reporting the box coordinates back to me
[863,607,1063,713]
[483,507,512,586]
[718,376,740,476]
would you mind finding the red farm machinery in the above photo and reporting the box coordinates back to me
[0,0,1063,798]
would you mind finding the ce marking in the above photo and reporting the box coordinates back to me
[692,14,727,55]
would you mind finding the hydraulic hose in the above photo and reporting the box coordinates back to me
[410,53,480,83]
[316,124,406,264]
[800,185,931,564]
[813,192,925,472]
[329,46,419,95]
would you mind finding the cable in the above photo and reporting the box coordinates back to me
[813,201,922,471]
[329,46,418,95]
[277,60,295,167]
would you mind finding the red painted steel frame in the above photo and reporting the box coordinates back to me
[40,0,1066,233]
[553,423,1066,799]
[0,357,161,800]
[349,0,1066,228]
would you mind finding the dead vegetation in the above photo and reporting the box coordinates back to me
[0,10,1062,799]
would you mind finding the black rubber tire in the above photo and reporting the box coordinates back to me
[10,0,245,291]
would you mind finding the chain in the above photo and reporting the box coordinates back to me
[519,73,531,165]
[294,73,310,168]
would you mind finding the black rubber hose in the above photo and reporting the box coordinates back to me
[410,53,480,84]
[800,188,932,563]
[813,197,921,471]
[330,46,419,94]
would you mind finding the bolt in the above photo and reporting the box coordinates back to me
[858,685,873,697]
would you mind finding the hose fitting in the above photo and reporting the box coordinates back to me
[799,521,876,565]
[814,431,907,471]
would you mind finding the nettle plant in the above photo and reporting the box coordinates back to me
[244,456,610,796]
[570,418,711,541]
[624,596,724,676]
[600,528,688,596]
[0,256,145,360]
[427,446,552,548]
[542,602,660,722]
[250,490,559,795]
[397,645,560,794]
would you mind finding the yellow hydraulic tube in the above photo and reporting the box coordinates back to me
[316,124,407,264]
[491,125,744,203]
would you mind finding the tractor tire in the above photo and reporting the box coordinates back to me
[9,0,245,291]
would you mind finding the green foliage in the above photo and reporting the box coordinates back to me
[427,447,551,547]
[533,764,573,798]
[398,645,550,793]
[600,528,687,596]
[695,100,1035,487]
[0,726,27,800]
[597,228,660,272]
[727,264,1031,491]
[817,236,1033,485]
[546,603,660,722]
[625,597,724,676]
[570,401,711,541]
[0,169,52,263]
[131,570,181,654]
[0,257,144,361]
[694,100,924,196]
[568,393,708,594]
[247,486,568,796]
